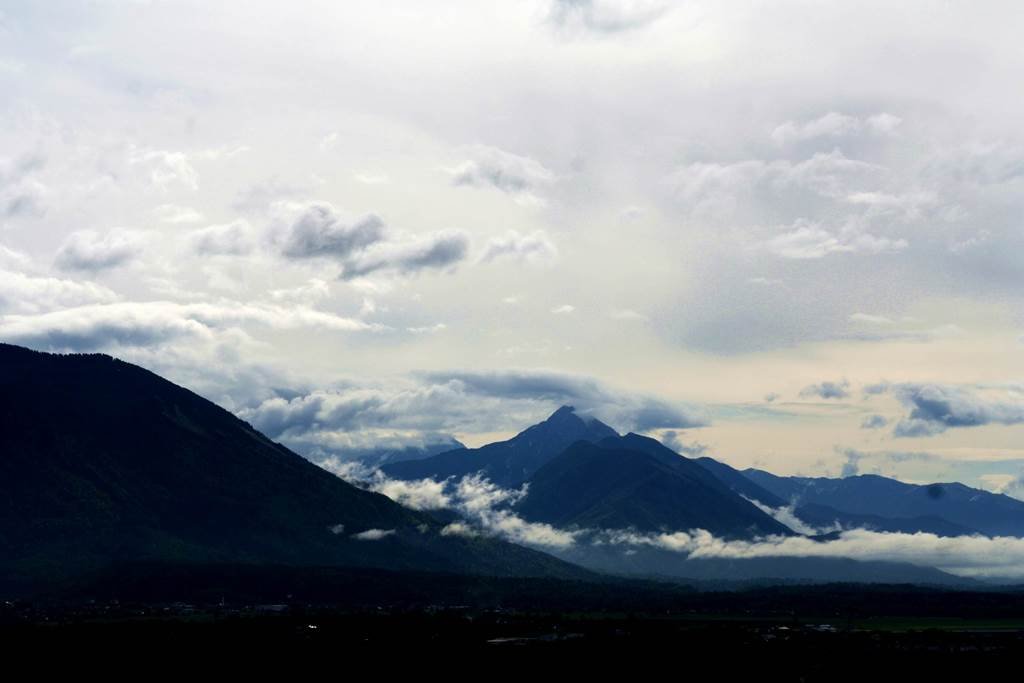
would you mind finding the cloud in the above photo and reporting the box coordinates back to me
[271,201,468,279]
[339,229,469,280]
[744,498,837,536]
[551,304,575,314]
[771,111,902,145]
[239,368,705,462]
[604,527,1024,579]
[0,300,376,351]
[838,447,864,477]
[799,379,850,400]
[762,220,907,259]
[330,462,1024,578]
[546,0,671,34]
[450,145,555,203]
[188,220,256,256]
[0,268,118,314]
[274,202,386,260]
[440,522,478,538]
[421,368,707,431]
[351,528,395,541]
[154,204,205,224]
[479,230,558,266]
[669,151,881,211]
[891,383,1024,437]
[609,309,647,322]
[861,414,889,429]
[660,430,707,457]
[128,147,199,191]
[328,465,577,549]
[0,152,47,218]
[54,229,145,272]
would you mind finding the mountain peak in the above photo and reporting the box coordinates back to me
[546,405,580,422]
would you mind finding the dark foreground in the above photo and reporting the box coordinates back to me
[4,564,1024,675]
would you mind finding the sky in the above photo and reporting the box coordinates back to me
[1,0,1023,497]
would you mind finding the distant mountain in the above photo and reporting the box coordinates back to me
[554,544,974,587]
[744,469,1024,537]
[517,434,793,538]
[795,503,980,537]
[696,457,986,537]
[694,457,787,508]
[382,405,618,487]
[0,344,585,594]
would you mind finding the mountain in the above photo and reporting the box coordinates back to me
[0,344,585,593]
[381,405,618,487]
[516,434,793,538]
[553,544,973,587]
[744,469,1024,537]
[695,457,983,537]
[694,456,787,508]
[794,503,980,537]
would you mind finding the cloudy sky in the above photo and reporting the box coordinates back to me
[2,0,1023,496]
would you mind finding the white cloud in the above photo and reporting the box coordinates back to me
[54,229,146,272]
[450,145,555,204]
[128,147,199,191]
[154,204,205,224]
[479,230,558,266]
[351,528,395,540]
[771,111,902,145]
[762,220,907,259]
[188,220,256,256]
[0,300,377,351]
[0,269,118,314]
[546,0,671,35]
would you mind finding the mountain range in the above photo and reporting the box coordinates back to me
[3,343,1022,596]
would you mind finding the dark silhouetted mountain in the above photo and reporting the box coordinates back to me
[695,457,981,537]
[381,405,618,487]
[694,456,788,508]
[794,503,980,537]
[0,344,585,592]
[553,544,974,587]
[744,469,1024,537]
[516,434,793,538]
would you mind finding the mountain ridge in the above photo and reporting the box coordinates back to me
[0,344,587,591]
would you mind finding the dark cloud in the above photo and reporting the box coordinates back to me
[277,203,386,260]
[340,230,468,280]
[237,368,707,463]
[892,383,1024,437]
[420,368,707,431]
[863,381,892,396]
[799,379,850,400]
[270,202,468,279]
[838,447,864,477]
